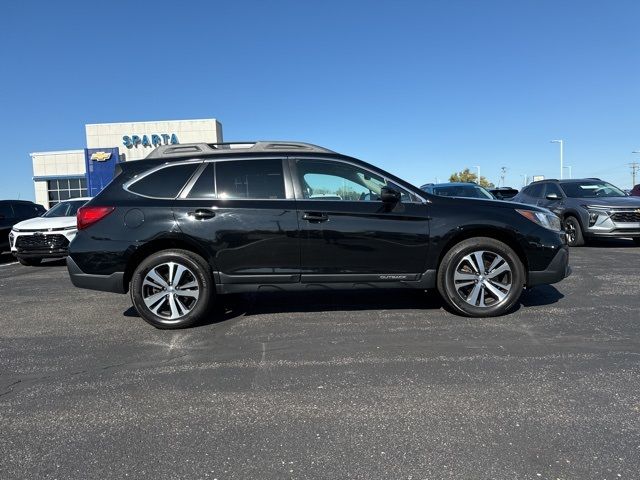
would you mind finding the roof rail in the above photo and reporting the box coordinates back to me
[144,141,335,159]
[531,178,557,183]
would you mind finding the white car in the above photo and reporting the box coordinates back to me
[10,197,91,266]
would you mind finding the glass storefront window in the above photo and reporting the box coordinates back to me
[47,178,88,207]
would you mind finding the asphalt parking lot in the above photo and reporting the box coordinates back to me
[1,241,639,480]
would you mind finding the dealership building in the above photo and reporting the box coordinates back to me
[31,118,223,208]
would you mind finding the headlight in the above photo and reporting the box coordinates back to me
[582,205,610,227]
[516,209,562,231]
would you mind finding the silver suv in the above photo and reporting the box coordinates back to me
[512,178,640,247]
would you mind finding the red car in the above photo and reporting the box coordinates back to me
[630,184,640,196]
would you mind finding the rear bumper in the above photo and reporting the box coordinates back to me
[67,256,126,294]
[528,246,571,286]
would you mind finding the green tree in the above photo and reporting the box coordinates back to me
[449,168,494,188]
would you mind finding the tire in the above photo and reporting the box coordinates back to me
[437,237,525,317]
[563,216,585,247]
[130,249,214,329]
[18,257,42,266]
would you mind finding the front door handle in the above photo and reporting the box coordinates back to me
[302,212,329,222]
[187,209,216,220]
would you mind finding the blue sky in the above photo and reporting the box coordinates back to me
[1,0,639,200]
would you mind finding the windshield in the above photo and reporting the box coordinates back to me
[432,185,495,199]
[43,200,87,218]
[560,181,626,198]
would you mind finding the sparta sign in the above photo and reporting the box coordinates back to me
[122,134,179,149]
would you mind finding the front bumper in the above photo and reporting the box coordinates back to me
[67,256,126,294]
[10,229,77,258]
[584,229,640,238]
[528,246,571,286]
[584,209,640,237]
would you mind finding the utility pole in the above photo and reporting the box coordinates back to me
[631,151,640,186]
[500,167,507,187]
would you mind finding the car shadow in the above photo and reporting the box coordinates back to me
[0,253,16,264]
[123,289,445,327]
[123,285,565,328]
[518,284,564,308]
[38,258,67,267]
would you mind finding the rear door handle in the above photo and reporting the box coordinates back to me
[302,212,329,222]
[187,209,216,220]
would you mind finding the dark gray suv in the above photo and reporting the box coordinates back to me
[513,179,640,246]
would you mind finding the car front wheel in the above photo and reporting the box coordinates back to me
[563,216,585,247]
[437,237,525,317]
[130,249,213,329]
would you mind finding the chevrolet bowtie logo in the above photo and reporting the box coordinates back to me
[90,151,112,162]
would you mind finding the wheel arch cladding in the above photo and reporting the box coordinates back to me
[123,238,212,292]
[436,228,529,274]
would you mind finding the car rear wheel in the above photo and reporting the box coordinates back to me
[563,216,585,247]
[437,237,525,317]
[130,249,213,329]
[17,257,42,266]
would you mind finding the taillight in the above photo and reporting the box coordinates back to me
[77,206,115,230]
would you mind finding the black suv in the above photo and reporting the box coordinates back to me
[0,200,46,252]
[67,142,570,329]
[512,178,640,246]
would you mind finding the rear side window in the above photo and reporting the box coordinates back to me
[216,159,285,199]
[129,163,200,198]
[526,183,544,198]
[186,163,216,199]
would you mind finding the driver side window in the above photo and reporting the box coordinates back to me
[295,159,417,202]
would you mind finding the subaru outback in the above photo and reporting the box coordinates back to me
[67,142,570,329]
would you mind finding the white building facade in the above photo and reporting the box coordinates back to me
[31,118,223,208]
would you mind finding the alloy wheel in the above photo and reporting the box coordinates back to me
[565,220,577,244]
[453,250,513,308]
[142,262,200,321]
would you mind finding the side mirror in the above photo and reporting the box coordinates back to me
[494,192,504,200]
[380,186,401,204]
[546,192,560,200]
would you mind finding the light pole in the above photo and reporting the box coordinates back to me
[473,165,481,184]
[551,140,564,179]
[564,165,572,179]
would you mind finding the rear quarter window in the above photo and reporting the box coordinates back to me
[128,163,200,198]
